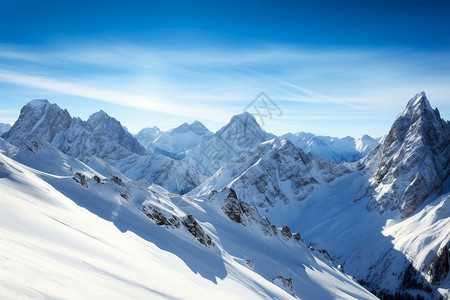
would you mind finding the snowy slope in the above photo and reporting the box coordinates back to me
[0,144,376,299]
[183,112,275,176]
[192,138,351,212]
[262,168,450,299]
[281,132,381,163]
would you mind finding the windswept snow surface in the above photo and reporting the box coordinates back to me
[0,148,375,299]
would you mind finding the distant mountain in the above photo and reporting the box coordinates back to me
[3,100,205,194]
[281,132,381,163]
[137,121,213,159]
[135,126,162,149]
[0,123,11,135]
[192,138,351,211]
[183,112,275,175]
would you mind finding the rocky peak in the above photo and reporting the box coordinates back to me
[86,110,146,155]
[217,112,268,139]
[3,99,72,145]
[366,92,450,217]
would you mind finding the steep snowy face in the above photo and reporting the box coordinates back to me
[193,138,351,211]
[282,132,381,163]
[135,126,162,149]
[151,121,213,159]
[86,110,147,155]
[183,112,275,175]
[3,99,72,145]
[364,92,450,217]
[0,123,11,135]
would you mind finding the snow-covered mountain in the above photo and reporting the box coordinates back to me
[0,138,376,299]
[362,92,450,217]
[183,112,275,176]
[2,92,449,299]
[2,100,205,194]
[3,99,72,145]
[135,126,162,148]
[137,121,213,159]
[192,138,351,211]
[221,92,449,299]
[0,122,11,135]
[281,132,381,163]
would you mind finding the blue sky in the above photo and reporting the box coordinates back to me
[0,0,449,137]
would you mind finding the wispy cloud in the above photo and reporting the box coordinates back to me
[0,42,449,136]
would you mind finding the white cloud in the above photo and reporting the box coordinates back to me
[0,43,448,136]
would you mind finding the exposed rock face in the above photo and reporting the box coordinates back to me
[281,226,301,241]
[141,206,180,229]
[73,172,88,188]
[3,99,72,145]
[219,188,278,237]
[272,276,296,297]
[142,203,214,248]
[364,92,450,217]
[211,188,302,242]
[193,138,351,211]
[428,245,450,285]
[182,215,214,247]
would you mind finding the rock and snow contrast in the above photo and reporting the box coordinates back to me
[2,100,204,194]
[1,92,449,299]
[0,139,375,299]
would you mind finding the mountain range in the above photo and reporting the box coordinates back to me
[1,91,449,299]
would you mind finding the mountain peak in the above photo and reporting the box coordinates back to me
[3,99,72,145]
[27,99,50,107]
[230,111,258,124]
[88,110,110,121]
[368,92,449,217]
[401,91,433,116]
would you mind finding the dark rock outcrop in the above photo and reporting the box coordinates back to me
[182,215,214,247]
[272,275,296,297]
[141,206,180,229]
[73,172,88,188]
[428,245,450,285]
